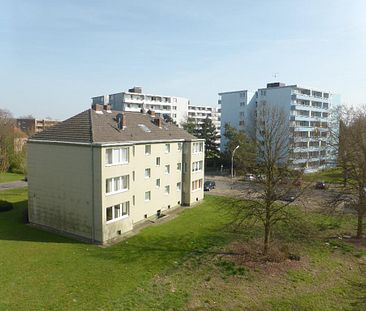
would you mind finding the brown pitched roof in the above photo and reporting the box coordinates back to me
[30,109,197,144]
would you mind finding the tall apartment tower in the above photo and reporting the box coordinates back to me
[219,83,340,172]
[218,90,256,151]
[92,87,189,125]
[187,104,221,146]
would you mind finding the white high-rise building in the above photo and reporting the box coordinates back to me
[187,104,221,146]
[218,90,256,151]
[219,82,340,172]
[92,87,189,125]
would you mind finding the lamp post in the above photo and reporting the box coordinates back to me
[231,145,240,178]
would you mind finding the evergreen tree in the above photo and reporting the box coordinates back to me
[181,117,197,135]
[199,117,220,159]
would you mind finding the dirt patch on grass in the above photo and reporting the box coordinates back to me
[216,240,306,275]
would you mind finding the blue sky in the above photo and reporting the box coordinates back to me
[1,0,366,119]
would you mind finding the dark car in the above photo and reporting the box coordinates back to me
[279,190,299,202]
[204,181,216,191]
[315,181,327,190]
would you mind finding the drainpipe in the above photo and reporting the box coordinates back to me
[91,143,95,243]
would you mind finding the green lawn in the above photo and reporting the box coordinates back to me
[0,188,365,310]
[0,172,24,183]
[303,167,344,184]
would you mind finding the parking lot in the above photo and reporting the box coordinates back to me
[204,175,341,210]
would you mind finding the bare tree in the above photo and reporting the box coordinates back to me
[331,106,366,238]
[0,109,15,172]
[233,104,305,254]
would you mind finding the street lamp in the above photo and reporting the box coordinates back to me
[231,145,240,178]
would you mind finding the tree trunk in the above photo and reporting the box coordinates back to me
[264,221,270,255]
[357,210,363,239]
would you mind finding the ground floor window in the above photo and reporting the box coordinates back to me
[106,201,130,223]
[192,179,203,191]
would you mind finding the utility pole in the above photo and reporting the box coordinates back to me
[231,145,240,178]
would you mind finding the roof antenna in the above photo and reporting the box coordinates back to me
[273,72,279,79]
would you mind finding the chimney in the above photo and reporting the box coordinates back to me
[153,117,163,128]
[148,110,156,117]
[116,113,126,130]
[92,103,103,112]
[103,104,112,112]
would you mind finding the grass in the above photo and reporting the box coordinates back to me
[0,172,24,183]
[0,188,365,310]
[303,167,344,184]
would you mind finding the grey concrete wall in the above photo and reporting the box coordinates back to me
[27,142,102,242]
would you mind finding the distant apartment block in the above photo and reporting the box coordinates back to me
[16,118,60,135]
[219,82,340,172]
[188,104,221,146]
[218,90,256,151]
[27,105,205,244]
[92,86,189,125]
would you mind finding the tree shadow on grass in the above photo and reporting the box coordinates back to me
[0,199,78,244]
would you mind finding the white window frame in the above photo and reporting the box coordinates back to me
[144,168,151,179]
[164,185,170,195]
[105,147,129,166]
[165,165,170,174]
[106,201,130,223]
[156,157,160,166]
[165,143,170,153]
[178,142,183,151]
[156,178,160,188]
[145,191,151,202]
[177,163,182,171]
[145,144,151,155]
[192,161,203,172]
[192,179,203,192]
[106,175,129,195]
[176,182,181,191]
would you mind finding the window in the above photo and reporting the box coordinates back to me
[192,179,203,191]
[165,165,170,174]
[106,201,130,223]
[177,163,182,171]
[165,143,170,153]
[144,168,151,178]
[156,179,160,187]
[176,182,181,191]
[105,147,129,165]
[192,161,203,172]
[183,162,187,173]
[145,191,151,201]
[156,157,160,166]
[178,142,183,151]
[164,185,170,194]
[106,206,113,221]
[106,175,129,194]
[193,142,203,154]
[145,145,151,155]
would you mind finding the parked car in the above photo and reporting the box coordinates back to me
[279,190,299,202]
[244,174,256,181]
[315,181,327,190]
[204,181,216,191]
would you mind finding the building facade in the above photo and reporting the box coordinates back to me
[218,90,256,151]
[27,106,204,244]
[92,87,189,126]
[16,118,60,135]
[219,83,340,172]
[188,104,221,146]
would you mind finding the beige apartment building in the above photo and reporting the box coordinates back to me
[27,105,205,244]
